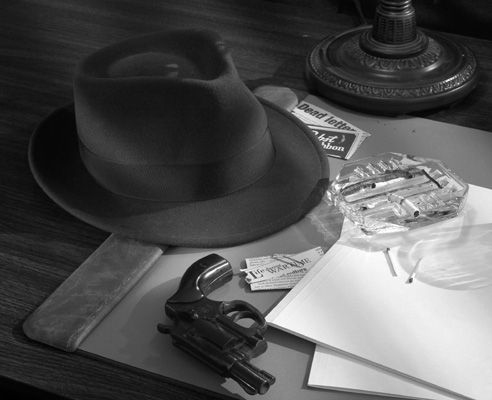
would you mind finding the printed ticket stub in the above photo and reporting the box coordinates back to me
[242,247,324,290]
[243,256,305,284]
[291,95,371,160]
[249,269,308,291]
[243,247,324,284]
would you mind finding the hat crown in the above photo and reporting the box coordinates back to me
[73,30,273,201]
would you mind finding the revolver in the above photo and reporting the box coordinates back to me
[158,253,276,395]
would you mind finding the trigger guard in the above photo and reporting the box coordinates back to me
[229,310,258,323]
[221,300,267,331]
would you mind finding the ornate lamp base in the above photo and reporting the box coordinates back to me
[306,3,478,114]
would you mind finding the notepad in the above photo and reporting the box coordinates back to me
[267,185,492,400]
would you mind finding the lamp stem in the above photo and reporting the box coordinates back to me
[372,0,417,44]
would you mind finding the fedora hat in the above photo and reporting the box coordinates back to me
[28,29,330,247]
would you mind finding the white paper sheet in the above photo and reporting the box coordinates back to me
[267,185,492,400]
[310,346,458,400]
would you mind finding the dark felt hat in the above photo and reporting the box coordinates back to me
[29,30,330,247]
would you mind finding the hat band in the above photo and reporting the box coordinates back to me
[79,131,275,201]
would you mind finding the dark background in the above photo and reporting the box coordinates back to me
[1,1,491,399]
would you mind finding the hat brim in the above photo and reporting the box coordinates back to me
[29,98,329,247]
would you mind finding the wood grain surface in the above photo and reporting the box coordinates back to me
[1,1,491,399]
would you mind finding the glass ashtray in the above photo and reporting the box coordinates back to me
[328,153,469,235]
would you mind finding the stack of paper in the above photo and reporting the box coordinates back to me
[309,346,456,400]
[267,185,492,400]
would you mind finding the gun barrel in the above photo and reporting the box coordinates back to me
[229,358,276,395]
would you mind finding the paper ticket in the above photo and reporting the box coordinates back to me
[249,268,308,291]
[242,247,324,284]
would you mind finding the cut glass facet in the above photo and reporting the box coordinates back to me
[328,153,468,234]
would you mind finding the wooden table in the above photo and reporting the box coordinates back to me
[2,1,492,399]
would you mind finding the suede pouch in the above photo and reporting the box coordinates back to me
[23,234,164,352]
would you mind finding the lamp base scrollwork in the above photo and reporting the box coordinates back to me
[306,1,478,114]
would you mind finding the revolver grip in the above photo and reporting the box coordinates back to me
[168,254,233,303]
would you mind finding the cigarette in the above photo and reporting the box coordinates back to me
[406,258,423,284]
[383,248,397,277]
[388,193,420,218]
